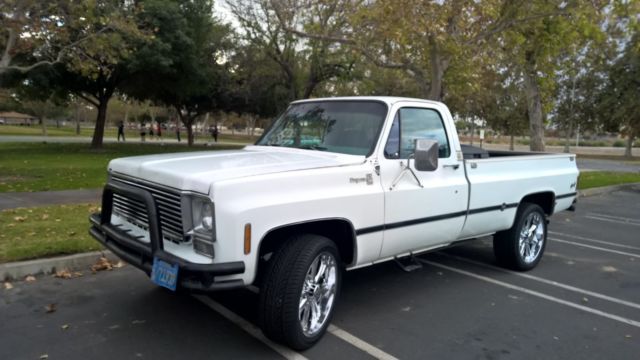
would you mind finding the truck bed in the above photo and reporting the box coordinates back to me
[461,144,574,159]
[456,148,579,239]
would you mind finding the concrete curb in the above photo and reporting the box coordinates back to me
[578,182,640,198]
[0,250,118,281]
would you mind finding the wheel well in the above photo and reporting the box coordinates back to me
[520,192,555,215]
[258,219,356,266]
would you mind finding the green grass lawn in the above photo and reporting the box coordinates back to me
[0,142,242,192]
[0,203,103,263]
[578,171,640,190]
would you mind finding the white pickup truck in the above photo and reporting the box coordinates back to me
[89,96,579,349]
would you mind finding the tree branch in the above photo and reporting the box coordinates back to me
[0,26,112,74]
[74,92,99,108]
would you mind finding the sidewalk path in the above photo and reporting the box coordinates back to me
[0,135,250,146]
[0,189,102,211]
[577,158,640,173]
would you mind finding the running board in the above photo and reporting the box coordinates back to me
[394,254,423,272]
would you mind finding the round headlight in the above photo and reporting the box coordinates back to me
[201,203,213,230]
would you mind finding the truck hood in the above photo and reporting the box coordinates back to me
[108,145,365,194]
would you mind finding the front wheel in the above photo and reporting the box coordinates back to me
[259,234,341,350]
[493,203,547,271]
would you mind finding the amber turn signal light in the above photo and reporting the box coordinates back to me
[244,223,251,255]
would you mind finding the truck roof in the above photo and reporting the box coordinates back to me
[291,96,443,107]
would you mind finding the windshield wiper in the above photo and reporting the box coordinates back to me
[298,145,327,151]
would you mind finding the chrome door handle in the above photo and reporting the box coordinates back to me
[443,164,460,170]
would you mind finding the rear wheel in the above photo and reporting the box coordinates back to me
[259,234,341,350]
[493,203,547,271]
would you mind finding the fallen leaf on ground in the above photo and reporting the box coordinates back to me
[61,324,70,330]
[91,257,114,272]
[14,216,26,222]
[3,282,13,290]
[39,354,48,359]
[25,275,36,282]
[131,320,146,325]
[54,269,83,279]
[45,303,57,313]
[113,261,125,269]
[41,214,49,220]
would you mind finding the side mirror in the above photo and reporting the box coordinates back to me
[414,139,439,171]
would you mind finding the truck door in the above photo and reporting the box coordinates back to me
[378,104,468,258]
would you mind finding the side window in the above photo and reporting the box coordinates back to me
[384,107,450,159]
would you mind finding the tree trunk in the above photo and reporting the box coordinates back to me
[40,117,47,137]
[510,134,515,150]
[183,115,195,146]
[426,36,449,101]
[564,76,577,153]
[75,103,81,135]
[522,67,545,152]
[302,81,316,99]
[91,99,109,148]
[187,124,194,146]
[625,132,635,158]
[563,122,573,153]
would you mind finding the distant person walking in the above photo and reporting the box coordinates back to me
[156,123,162,140]
[117,121,125,142]
[212,126,219,142]
[149,125,154,140]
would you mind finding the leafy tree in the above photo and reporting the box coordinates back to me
[227,42,290,132]
[125,0,233,146]
[552,46,608,153]
[0,88,21,111]
[4,65,70,135]
[41,1,145,148]
[227,0,356,101]
[1,1,100,75]
[498,1,604,151]
[598,32,640,157]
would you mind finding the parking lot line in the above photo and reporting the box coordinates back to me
[418,259,640,329]
[588,213,640,224]
[548,231,640,251]
[193,295,309,360]
[327,325,399,360]
[585,215,640,227]
[439,253,640,310]
[216,285,399,360]
[550,238,640,259]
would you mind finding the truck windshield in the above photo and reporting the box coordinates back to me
[256,101,388,156]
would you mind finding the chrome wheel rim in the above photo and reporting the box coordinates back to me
[519,212,545,264]
[299,251,337,337]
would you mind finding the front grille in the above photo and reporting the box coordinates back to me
[111,175,184,243]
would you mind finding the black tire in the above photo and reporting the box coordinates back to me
[259,234,341,350]
[493,203,547,271]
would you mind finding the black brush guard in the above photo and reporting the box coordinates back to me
[89,180,245,292]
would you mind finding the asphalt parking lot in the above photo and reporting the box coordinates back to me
[2,188,639,360]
